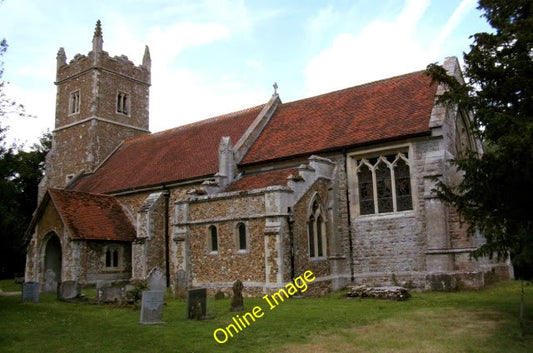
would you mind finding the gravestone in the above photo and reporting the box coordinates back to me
[174,269,187,298]
[58,281,81,300]
[22,282,40,303]
[214,291,225,300]
[99,286,124,303]
[147,268,166,291]
[139,290,165,325]
[186,288,206,320]
[43,269,57,293]
[230,279,244,312]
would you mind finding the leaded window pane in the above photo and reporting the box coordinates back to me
[105,250,111,267]
[395,158,413,211]
[376,161,393,213]
[112,249,119,267]
[317,215,323,257]
[210,226,218,251]
[358,163,374,215]
[308,215,315,257]
[238,223,246,250]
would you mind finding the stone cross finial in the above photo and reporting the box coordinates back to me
[92,20,103,54]
[273,82,278,95]
[94,20,103,38]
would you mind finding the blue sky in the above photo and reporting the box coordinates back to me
[1,0,490,146]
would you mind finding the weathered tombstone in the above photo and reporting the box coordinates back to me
[147,268,166,291]
[230,279,244,312]
[214,291,225,300]
[58,281,81,300]
[174,269,187,298]
[22,282,40,303]
[186,288,207,320]
[43,269,57,293]
[99,286,124,303]
[139,290,165,325]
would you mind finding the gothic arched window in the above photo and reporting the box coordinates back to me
[236,222,247,251]
[208,225,218,252]
[355,152,413,215]
[308,196,327,258]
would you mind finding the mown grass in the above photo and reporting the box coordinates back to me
[0,280,531,353]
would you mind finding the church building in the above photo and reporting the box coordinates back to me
[24,22,512,296]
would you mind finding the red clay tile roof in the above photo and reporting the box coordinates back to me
[225,168,298,192]
[73,70,436,194]
[49,188,135,241]
[73,105,263,194]
[241,71,437,165]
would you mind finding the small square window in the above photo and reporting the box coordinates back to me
[104,247,120,268]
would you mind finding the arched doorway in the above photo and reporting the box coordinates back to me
[43,234,62,293]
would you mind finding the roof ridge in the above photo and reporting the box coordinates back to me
[49,187,116,199]
[124,103,266,145]
[283,70,428,106]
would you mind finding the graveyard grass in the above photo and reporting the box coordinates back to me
[0,280,532,353]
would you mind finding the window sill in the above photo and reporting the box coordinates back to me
[355,210,415,221]
[208,251,219,255]
[309,256,327,261]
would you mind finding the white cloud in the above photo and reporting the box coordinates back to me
[429,0,478,56]
[304,0,432,96]
[246,59,264,72]
[2,84,54,148]
[147,22,230,67]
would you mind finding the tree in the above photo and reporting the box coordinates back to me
[0,131,51,278]
[427,0,532,335]
[1,36,50,278]
[427,0,533,279]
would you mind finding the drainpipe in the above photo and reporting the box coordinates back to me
[343,149,355,282]
[287,207,295,281]
[163,188,170,288]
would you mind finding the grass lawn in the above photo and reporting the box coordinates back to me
[0,280,532,353]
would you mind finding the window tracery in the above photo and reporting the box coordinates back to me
[355,152,413,215]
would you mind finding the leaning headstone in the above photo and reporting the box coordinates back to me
[186,288,207,320]
[147,268,166,291]
[22,282,40,303]
[139,290,165,325]
[58,281,81,300]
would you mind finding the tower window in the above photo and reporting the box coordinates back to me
[117,92,130,115]
[69,91,80,115]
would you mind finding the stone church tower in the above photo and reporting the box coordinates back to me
[40,21,151,197]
